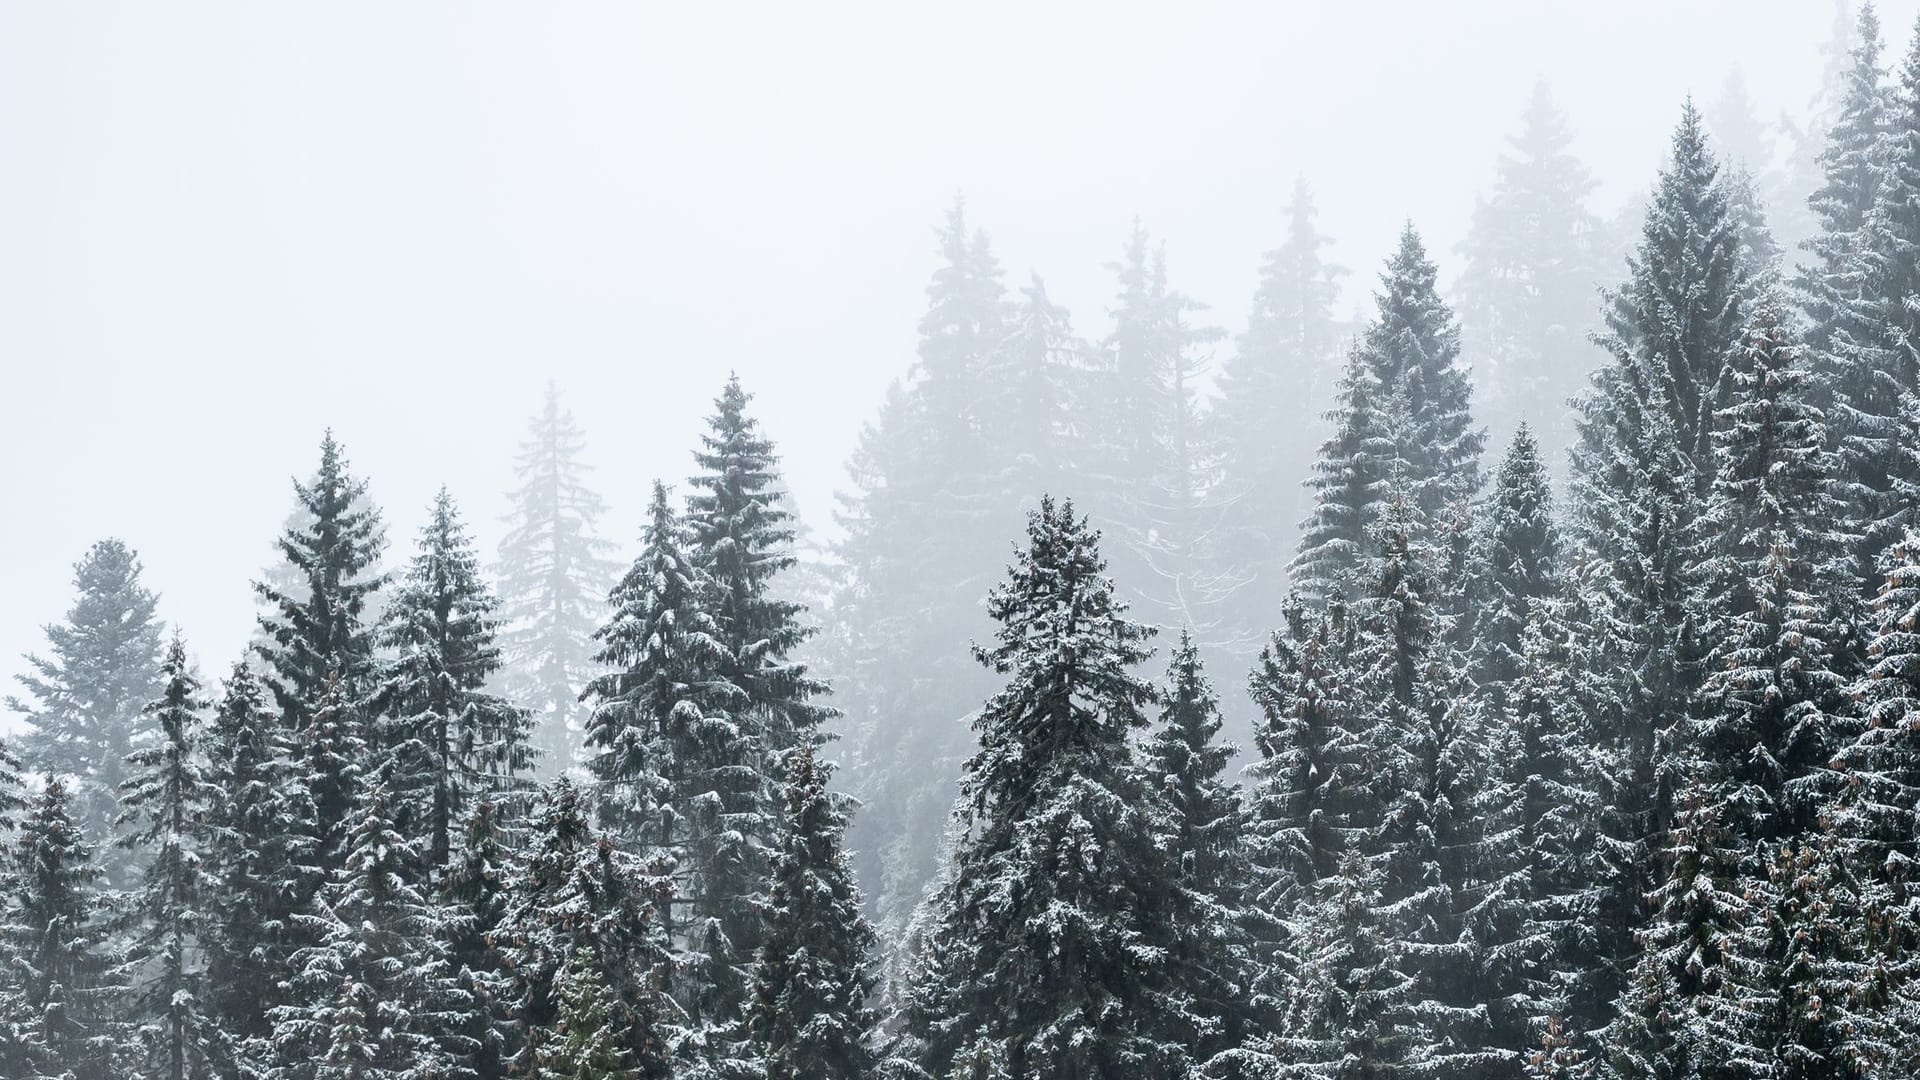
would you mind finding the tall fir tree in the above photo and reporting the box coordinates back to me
[497,382,621,773]
[1213,177,1348,642]
[1824,5,1920,584]
[1237,596,1364,1055]
[0,781,120,1079]
[530,948,644,1080]
[1143,633,1248,1063]
[1568,102,1752,1017]
[254,431,388,731]
[1455,81,1606,463]
[1798,2,1890,362]
[1294,225,1484,603]
[118,637,220,1080]
[746,745,878,1080]
[1346,499,1489,1075]
[583,481,753,1038]
[262,766,470,1080]
[1470,426,1561,717]
[901,498,1184,1080]
[440,800,516,1080]
[497,779,678,1080]
[373,487,534,872]
[685,374,832,756]
[832,199,1015,944]
[199,662,316,1077]
[1086,220,1230,638]
[8,537,164,880]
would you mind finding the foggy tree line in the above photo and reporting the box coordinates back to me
[5,4,1920,1079]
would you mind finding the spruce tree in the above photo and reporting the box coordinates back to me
[373,487,533,871]
[1568,103,1751,1016]
[497,382,621,772]
[1292,350,1391,605]
[530,948,642,1080]
[1829,9,1920,574]
[686,374,833,756]
[1279,845,1416,1080]
[1470,425,1561,723]
[1294,225,1483,602]
[746,744,878,1080]
[1238,596,1363,1050]
[262,766,469,1080]
[584,481,754,1039]
[1798,2,1890,363]
[1213,176,1347,640]
[1691,303,1853,850]
[8,537,164,877]
[440,800,515,1080]
[832,199,1013,942]
[1143,633,1247,1061]
[0,781,119,1079]
[1456,80,1606,460]
[1347,499,1489,1075]
[254,431,388,730]
[497,779,677,1080]
[902,498,1183,1080]
[118,637,220,1080]
[1086,221,1231,638]
[199,662,316,1076]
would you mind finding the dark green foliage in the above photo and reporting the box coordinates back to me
[374,488,533,871]
[747,745,877,1080]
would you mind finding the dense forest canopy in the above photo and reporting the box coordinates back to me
[11,2,1920,1078]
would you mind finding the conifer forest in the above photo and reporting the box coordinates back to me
[18,3,1920,1079]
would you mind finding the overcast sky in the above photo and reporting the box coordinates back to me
[2,1,1907,699]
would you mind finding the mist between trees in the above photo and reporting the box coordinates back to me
[9,4,1920,1080]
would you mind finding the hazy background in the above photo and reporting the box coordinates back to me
[3,0,1906,696]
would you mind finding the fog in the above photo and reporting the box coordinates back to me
[1,1,1895,687]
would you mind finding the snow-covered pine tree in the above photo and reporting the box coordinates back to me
[1468,592,1608,1064]
[440,800,515,1080]
[686,375,833,758]
[497,382,621,773]
[1798,3,1891,363]
[1086,220,1230,639]
[901,497,1183,1080]
[1713,836,1895,1080]
[1691,303,1854,849]
[1292,351,1391,606]
[1568,102,1751,1016]
[530,947,644,1080]
[373,487,534,872]
[1278,844,1417,1079]
[7,537,164,880]
[1213,176,1348,640]
[0,780,120,1078]
[199,662,316,1075]
[254,431,388,731]
[1345,497,1490,1075]
[1143,632,1248,1062]
[1455,80,1606,461]
[833,199,1015,942]
[1602,783,1749,1080]
[117,637,220,1080]
[300,672,370,872]
[1471,424,1561,723]
[746,744,877,1080]
[262,764,470,1080]
[1829,9,1920,576]
[497,778,677,1080]
[1237,595,1362,1052]
[1293,226,1484,603]
[0,737,20,835]
[1723,161,1787,298]
[583,480,752,1037]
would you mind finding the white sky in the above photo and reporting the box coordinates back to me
[2,1,1909,699]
